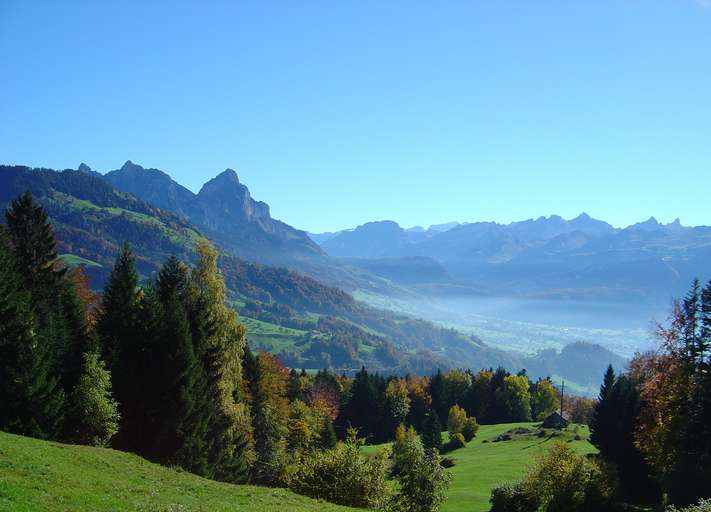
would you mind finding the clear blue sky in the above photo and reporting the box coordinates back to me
[1,1,710,232]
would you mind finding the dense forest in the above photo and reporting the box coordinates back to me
[1,192,710,512]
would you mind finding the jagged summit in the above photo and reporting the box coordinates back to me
[77,162,92,173]
[102,160,323,264]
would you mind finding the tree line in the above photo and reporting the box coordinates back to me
[589,279,711,508]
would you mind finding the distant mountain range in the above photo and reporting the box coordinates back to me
[311,214,711,303]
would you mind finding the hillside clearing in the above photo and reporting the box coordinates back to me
[363,422,596,512]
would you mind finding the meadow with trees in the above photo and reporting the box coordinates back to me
[1,192,710,512]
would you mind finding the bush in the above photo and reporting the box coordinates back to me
[490,482,539,512]
[461,417,479,441]
[66,352,119,446]
[441,432,466,454]
[489,443,617,512]
[447,405,467,436]
[391,424,418,475]
[439,456,456,468]
[667,499,711,512]
[288,429,390,508]
[390,433,451,512]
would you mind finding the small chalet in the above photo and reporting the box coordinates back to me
[541,411,569,429]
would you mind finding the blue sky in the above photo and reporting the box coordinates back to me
[1,1,710,232]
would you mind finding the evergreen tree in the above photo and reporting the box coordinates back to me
[318,418,338,450]
[149,256,209,471]
[4,192,65,301]
[188,241,254,483]
[4,193,89,423]
[97,243,143,451]
[590,364,615,454]
[0,234,64,439]
[339,367,384,443]
[428,369,448,424]
[421,409,442,452]
[590,366,660,503]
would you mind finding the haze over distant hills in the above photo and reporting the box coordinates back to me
[311,214,710,302]
[2,160,700,392]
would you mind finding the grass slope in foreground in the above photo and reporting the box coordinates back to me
[443,422,596,512]
[0,431,355,512]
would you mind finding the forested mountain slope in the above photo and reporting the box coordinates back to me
[0,164,514,375]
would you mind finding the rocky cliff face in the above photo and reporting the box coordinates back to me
[102,161,323,264]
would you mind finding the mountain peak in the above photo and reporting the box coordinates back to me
[120,160,142,171]
[213,168,240,183]
[627,216,662,232]
[574,212,591,221]
[77,162,92,173]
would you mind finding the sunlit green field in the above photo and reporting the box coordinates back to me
[0,431,355,512]
[363,421,596,512]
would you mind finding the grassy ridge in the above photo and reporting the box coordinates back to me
[0,431,355,512]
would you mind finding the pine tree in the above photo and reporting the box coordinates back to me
[683,279,701,366]
[147,255,208,470]
[0,234,64,439]
[421,409,442,452]
[318,418,338,450]
[97,243,143,451]
[590,366,660,503]
[428,369,448,424]
[590,364,615,454]
[699,280,711,368]
[4,193,88,426]
[4,192,65,301]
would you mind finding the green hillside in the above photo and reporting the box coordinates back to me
[0,431,355,512]
[363,422,596,512]
[0,165,516,376]
[442,422,596,512]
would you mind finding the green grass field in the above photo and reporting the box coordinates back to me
[0,431,355,512]
[240,316,309,352]
[59,253,103,268]
[364,421,596,512]
[442,422,596,512]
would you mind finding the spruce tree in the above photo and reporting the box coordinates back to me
[4,192,65,301]
[149,256,206,469]
[590,364,615,454]
[318,418,338,450]
[0,234,64,439]
[4,193,88,425]
[590,366,660,503]
[428,369,448,424]
[97,243,143,451]
[421,409,442,452]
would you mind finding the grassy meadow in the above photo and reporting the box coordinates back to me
[0,431,355,512]
[364,421,596,512]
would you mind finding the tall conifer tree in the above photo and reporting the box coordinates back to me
[0,233,64,438]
